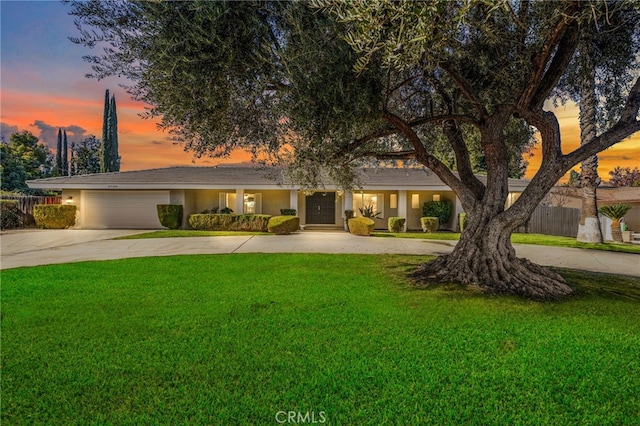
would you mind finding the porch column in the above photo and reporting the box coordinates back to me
[289,190,299,213]
[235,189,245,214]
[398,190,407,232]
[343,190,353,216]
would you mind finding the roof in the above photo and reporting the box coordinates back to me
[27,165,531,191]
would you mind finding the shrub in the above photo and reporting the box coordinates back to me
[388,217,406,233]
[33,204,76,229]
[233,214,271,232]
[420,217,438,233]
[459,213,468,232]
[188,214,234,230]
[268,216,300,234]
[359,204,381,219]
[157,204,183,229]
[422,201,451,229]
[1,200,21,230]
[280,209,297,216]
[348,217,375,236]
[188,214,271,231]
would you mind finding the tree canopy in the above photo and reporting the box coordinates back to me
[1,131,54,193]
[68,0,640,298]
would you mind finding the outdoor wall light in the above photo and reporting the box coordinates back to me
[65,196,73,204]
[433,194,441,202]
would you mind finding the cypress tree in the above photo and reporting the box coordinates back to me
[55,128,63,175]
[62,130,69,176]
[109,95,120,171]
[100,89,110,173]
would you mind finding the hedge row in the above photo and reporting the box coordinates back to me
[188,214,272,232]
[268,216,300,235]
[1,200,35,230]
[157,204,183,229]
[33,205,77,229]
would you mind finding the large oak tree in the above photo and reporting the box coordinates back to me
[68,0,640,298]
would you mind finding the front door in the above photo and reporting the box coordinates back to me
[305,192,336,224]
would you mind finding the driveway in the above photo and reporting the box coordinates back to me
[1,229,639,277]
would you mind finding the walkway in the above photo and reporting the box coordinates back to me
[1,229,638,277]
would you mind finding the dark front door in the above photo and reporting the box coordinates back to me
[305,192,336,224]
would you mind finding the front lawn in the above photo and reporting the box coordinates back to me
[2,254,639,424]
[375,231,640,254]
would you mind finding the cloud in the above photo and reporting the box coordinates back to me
[0,122,21,141]
[30,120,89,150]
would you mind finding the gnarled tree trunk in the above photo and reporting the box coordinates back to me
[412,205,573,299]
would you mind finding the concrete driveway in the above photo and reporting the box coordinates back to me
[1,229,639,277]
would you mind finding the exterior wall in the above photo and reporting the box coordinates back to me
[260,190,291,216]
[403,191,457,231]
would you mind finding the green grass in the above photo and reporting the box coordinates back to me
[374,231,640,254]
[115,229,270,239]
[2,254,639,424]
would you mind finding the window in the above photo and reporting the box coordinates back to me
[243,193,262,214]
[354,193,384,218]
[389,193,397,209]
[411,194,420,209]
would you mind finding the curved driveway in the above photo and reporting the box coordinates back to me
[1,229,639,277]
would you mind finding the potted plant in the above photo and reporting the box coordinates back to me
[599,203,632,243]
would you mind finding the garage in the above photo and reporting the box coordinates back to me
[82,191,170,229]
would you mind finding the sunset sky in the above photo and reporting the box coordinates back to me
[1,1,638,181]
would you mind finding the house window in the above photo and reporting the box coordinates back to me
[354,193,384,218]
[243,193,262,214]
[411,194,420,209]
[390,194,397,209]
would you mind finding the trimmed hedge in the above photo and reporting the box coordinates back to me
[188,214,271,232]
[420,217,438,233]
[459,213,468,232]
[388,217,406,233]
[422,201,451,229]
[33,204,76,229]
[268,216,300,234]
[157,204,183,229]
[348,217,375,236]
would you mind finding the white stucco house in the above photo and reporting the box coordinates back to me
[27,165,530,230]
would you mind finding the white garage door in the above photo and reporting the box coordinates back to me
[82,191,170,229]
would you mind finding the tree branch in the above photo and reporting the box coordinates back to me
[439,61,487,118]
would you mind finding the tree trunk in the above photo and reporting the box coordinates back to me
[576,30,603,243]
[610,219,622,243]
[412,205,573,299]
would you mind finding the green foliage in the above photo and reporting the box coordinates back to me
[280,209,297,216]
[344,210,355,219]
[188,214,271,232]
[0,200,28,230]
[609,167,640,187]
[156,204,183,230]
[598,204,633,221]
[348,217,375,236]
[100,90,120,173]
[422,201,451,228]
[459,213,468,232]
[1,131,54,193]
[359,204,381,219]
[71,136,101,175]
[268,215,300,235]
[420,217,439,233]
[388,217,406,233]
[33,204,76,229]
[219,207,233,214]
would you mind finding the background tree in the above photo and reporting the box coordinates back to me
[55,128,63,176]
[608,167,640,187]
[100,89,120,172]
[69,0,640,298]
[63,130,69,176]
[71,135,102,175]
[1,131,54,193]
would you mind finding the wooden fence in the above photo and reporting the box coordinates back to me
[1,195,61,216]
[517,205,580,238]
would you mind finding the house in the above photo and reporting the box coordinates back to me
[26,165,530,230]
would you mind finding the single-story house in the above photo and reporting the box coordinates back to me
[27,165,530,230]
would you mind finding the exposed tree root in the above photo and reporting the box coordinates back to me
[412,253,574,300]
